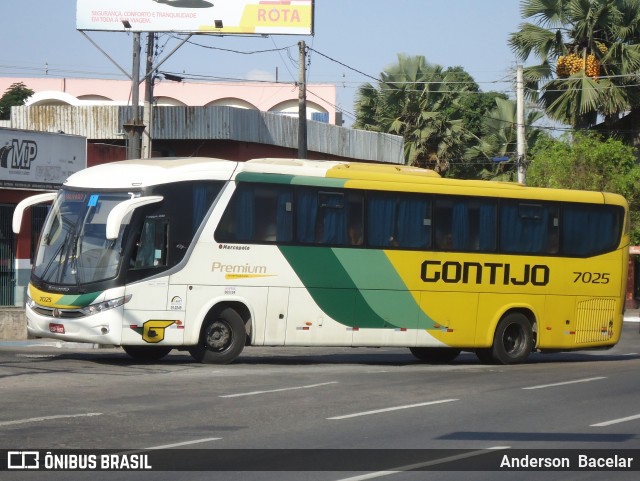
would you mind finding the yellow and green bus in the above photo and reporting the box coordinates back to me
[13,157,629,364]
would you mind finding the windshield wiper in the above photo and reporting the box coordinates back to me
[39,228,73,284]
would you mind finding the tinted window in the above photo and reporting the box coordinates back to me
[434,197,497,252]
[216,183,293,243]
[500,202,559,254]
[561,204,622,256]
[367,193,431,249]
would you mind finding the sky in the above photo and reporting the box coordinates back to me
[1,1,526,125]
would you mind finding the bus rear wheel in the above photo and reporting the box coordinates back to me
[189,307,245,364]
[122,345,172,362]
[484,312,533,365]
[410,347,461,363]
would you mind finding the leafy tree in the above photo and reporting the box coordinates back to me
[446,84,512,178]
[509,0,640,132]
[0,82,34,120]
[465,98,547,181]
[354,55,474,173]
[527,132,640,243]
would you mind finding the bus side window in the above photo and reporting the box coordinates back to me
[295,187,318,243]
[318,191,347,245]
[561,204,620,256]
[434,198,456,249]
[500,202,558,254]
[347,193,364,246]
[217,184,293,244]
[473,200,497,252]
[214,184,255,242]
[253,187,293,243]
[367,193,396,247]
[367,193,431,249]
[396,195,431,249]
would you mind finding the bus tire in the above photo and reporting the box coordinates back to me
[189,307,245,364]
[409,347,461,363]
[491,312,533,365]
[122,345,172,362]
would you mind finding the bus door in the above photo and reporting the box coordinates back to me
[263,287,289,345]
[121,214,185,346]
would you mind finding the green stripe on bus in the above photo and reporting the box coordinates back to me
[235,172,347,188]
[235,172,296,184]
[290,177,347,188]
[59,291,101,308]
[333,249,435,329]
[279,246,435,329]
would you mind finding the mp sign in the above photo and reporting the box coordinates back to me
[76,0,314,35]
[0,129,86,190]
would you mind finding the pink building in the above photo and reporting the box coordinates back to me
[0,77,337,124]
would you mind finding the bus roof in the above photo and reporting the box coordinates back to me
[62,156,628,209]
[64,157,238,188]
[239,158,627,207]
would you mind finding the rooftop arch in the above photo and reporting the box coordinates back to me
[155,96,186,107]
[269,99,328,119]
[27,91,79,106]
[205,98,257,109]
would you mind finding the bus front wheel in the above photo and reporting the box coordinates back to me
[189,307,245,364]
[484,312,533,365]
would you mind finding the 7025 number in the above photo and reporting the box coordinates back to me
[573,272,610,284]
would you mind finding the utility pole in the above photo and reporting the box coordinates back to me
[124,32,144,160]
[298,40,307,159]
[516,64,526,184]
[142,32,155,159]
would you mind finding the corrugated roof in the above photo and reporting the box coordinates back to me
[10,105,404,164]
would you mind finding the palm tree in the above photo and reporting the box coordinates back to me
[509,0,640,131]
[465,98,546,181]
[354,55,473,173]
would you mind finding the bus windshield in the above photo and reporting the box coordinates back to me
[34,190,135,286]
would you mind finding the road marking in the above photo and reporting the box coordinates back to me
[522,377,606,390]
[220,381,339,398]
[0,413,102,427]
[146,437,223,449]
[332,446,508,481]
[590,414,640,427]
[327,399,458,420]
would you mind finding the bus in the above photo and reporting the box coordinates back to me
[12,157,629,365]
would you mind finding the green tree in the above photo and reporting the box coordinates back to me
[509,0,640,132]
[527,132,640,243]
[465,98,547,181]
[446,82,511,178]
[0,82,34,120]
[354,55,474,173]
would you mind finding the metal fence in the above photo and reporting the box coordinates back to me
[0,204,15,305]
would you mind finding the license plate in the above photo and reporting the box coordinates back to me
[49,323,65,334]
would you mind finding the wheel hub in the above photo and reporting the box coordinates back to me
[206,321,231,351]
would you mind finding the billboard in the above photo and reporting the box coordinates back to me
[77,0,314,35]
[0,129,87,190]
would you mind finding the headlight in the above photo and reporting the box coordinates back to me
[25,292,36,309]
[79,295,132,316]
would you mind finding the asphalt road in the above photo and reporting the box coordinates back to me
[1,322,640,481]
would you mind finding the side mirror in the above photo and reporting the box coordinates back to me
[12,192,57,234]
[105,196,163,240]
